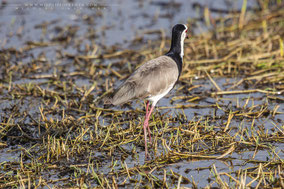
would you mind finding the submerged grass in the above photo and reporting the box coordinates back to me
[0,0,284,188]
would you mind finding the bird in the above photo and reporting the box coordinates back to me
[104,24,188,158]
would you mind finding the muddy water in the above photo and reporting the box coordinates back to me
[1,0,283,188]
[1,0,257,47]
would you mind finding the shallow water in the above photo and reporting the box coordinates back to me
[0,0,283,188]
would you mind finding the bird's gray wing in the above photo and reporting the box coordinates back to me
[111,56,179,105]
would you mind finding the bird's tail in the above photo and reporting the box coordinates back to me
[111,82,136,105]
[101,82,136,106]
[103,94,113,105]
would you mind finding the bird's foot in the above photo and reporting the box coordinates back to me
[144,151,149,160]
[144,147,153,161]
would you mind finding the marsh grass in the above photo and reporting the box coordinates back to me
[0,0,284,188]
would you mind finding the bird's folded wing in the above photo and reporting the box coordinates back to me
[111,56,179,105]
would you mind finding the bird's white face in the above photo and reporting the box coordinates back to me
[180,24,188,58]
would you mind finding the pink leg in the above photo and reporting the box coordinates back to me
[144,101,152,143]
[143,104,155,158]
[145,101,150,117]
[147,106,154,143]
[143,118,149,158]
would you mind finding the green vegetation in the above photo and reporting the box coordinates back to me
[0,1,283,188]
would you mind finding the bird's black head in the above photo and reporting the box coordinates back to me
[172,24,188,37]
[167,24,188,59]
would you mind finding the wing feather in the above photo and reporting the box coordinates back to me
[111,56,179,105]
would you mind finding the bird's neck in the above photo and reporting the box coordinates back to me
[166,35,184,76]
[166,35,184,59]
